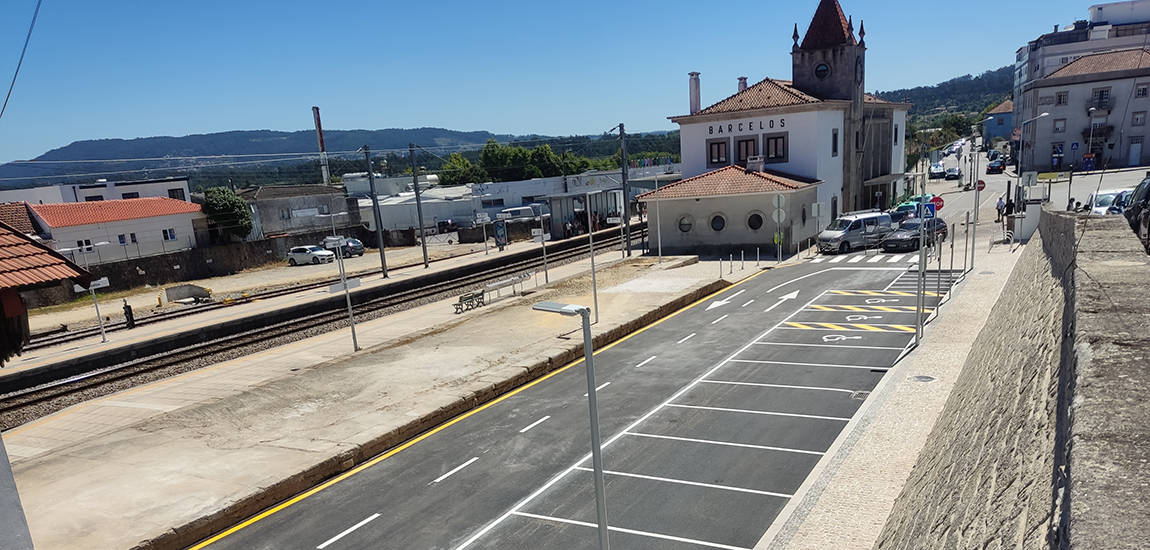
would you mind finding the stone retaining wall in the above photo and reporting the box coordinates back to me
[873,208,1078,549]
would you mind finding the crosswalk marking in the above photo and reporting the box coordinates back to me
[828,255,847,263]
[811,257,825,263]
[887,254,904,263]
[867,255,883,263]
[848,255,865,263]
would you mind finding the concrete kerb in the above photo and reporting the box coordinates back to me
[137,259,728,550]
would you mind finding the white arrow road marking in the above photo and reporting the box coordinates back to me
[764,290,800,313]
[706,289,746,311]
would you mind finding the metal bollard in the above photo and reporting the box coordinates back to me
[729,254,733,274]
[741,251,744,270]
[719,258,722,278]
[757,247,760,266]
[963,211,970,274]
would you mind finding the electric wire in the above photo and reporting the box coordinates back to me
[0,0,42,124]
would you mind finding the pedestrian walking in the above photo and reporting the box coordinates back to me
[996,196,1005,222]
[1005,198,1016,217]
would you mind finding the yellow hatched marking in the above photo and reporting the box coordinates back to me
[815,323,848,330]
[843,306,868,311]
[873,306,901,312]
[810,305,835,311]
[889,325,917,332]
[785,322,814,329]
[850,324,887,332]
[830,290,851,295]
[888,291,914,296]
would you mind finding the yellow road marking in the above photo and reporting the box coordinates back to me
[185,265,770,549]
[815,323,847,330]
[785,322,814,329]
[849,324,887,331]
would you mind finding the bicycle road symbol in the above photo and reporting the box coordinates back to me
[866,298,900,304]
[823,334,864,342]
[845,315,883,322]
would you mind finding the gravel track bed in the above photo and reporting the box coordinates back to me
[0,241,621,430]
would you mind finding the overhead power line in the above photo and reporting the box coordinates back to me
[0,0,43,124]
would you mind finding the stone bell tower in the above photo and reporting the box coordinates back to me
[791,0,868,211]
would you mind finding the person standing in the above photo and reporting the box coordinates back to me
[996,196,1005,222]
[1005,198,1016,218]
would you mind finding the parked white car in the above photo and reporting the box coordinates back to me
[287,245,335,265]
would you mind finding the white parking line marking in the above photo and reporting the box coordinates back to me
[519,416,551,433]
[665,403,851,422]
[887,254,905,263]
[635,356,657,368]
[741,300,755,307]
[867,255,883,263]
[583,382,610,396]
[730,359,888,371]
[677,333,696,344]
[700,380,854,393]
[431,457,479,484]
[573,466,792,498]
[712,314,729,324]
[510,511,751,550]
[828,255,847,263]
[754,340,906,349]
[848,255,865,263]
[752,341,905,350]
[626,431,824,455]
[316,513,381,549]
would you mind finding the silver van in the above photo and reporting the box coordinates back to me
[817,210,894,254]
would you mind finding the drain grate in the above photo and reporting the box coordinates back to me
[909,375,937,383]
[849,390,871,400]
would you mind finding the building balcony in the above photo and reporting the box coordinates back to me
[1081,125,1114,142]
[1085,98,1115,114]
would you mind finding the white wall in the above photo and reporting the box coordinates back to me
[892,109,908,174]
[680,111,828,180]
[50,212,205,265]
[0,186,64,204]
[1090,0,1150,25]
[646,187,820,253]
[0,179,191,205]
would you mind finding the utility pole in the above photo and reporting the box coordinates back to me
[312,107,331,187]
[411,143,430,268]
[362,146,388,278]
[619,123,631,257]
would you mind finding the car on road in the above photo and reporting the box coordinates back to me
[817,210,894,254]
[337,238,365,257]
[287,245,335,266]
[887,199,933,224]
[1123,177,1150,232]
[987,150,1001,161]
[929,163,946,179]
[881,218,949,252]
[1086,188,1134,216]
[985,159,1005,174]
[945,167,963,180]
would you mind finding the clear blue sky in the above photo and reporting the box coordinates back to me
[0,0,1087,163]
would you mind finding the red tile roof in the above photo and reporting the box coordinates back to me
[800,0,856,50]
[690,79,822,117]
[0,219,90,290]
[29,197,201,229]
[635,165,818,201]
[1046,48,1150,79]
[988,99,1013,114]
[0,202,34,234]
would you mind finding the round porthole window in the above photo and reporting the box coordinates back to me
[802,206,808,225]
[815,63,830,79]
[711,215,726,232]
[748,213,764,231]
[678,215,694,233]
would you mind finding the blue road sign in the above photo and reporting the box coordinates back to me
[1071,142,1079,151]
[924,204,936,218]
[1054,144,1064,155]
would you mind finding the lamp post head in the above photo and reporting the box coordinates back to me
[533,301,588,317]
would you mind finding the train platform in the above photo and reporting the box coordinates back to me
[2,233,763,550]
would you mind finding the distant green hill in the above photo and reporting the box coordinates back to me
[876,65,1014,120]
[0,128,518,188]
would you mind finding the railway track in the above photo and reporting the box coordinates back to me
[0,229,644,430]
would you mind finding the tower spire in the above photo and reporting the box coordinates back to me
[799,0,857,50]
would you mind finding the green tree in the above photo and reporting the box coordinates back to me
[437,152,489,185]
[202,187,253,240]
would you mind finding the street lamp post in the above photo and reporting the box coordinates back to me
[654,172,662,263]
[357,146,389,278]
[531,300,610,550]
[533,204,549,283]
[969,116,995,271]
[1016,111,1050,205]
[318,213,359,352]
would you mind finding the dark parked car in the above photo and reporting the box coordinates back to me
[881,218,949,252]
[339,237,365,257]
[1124,177,1150,232]
[945,167,963,180]
[986,159,1005,174]
[987,150,1001,161]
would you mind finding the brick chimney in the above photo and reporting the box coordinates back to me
[738,76,748,92]
[689,72,701,115]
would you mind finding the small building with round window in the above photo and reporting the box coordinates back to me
[636,164,821,257]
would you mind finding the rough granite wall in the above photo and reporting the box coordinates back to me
[874,210,1078,549]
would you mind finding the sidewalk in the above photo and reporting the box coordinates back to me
[5,246,760,550]
[757,216,1027,549]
